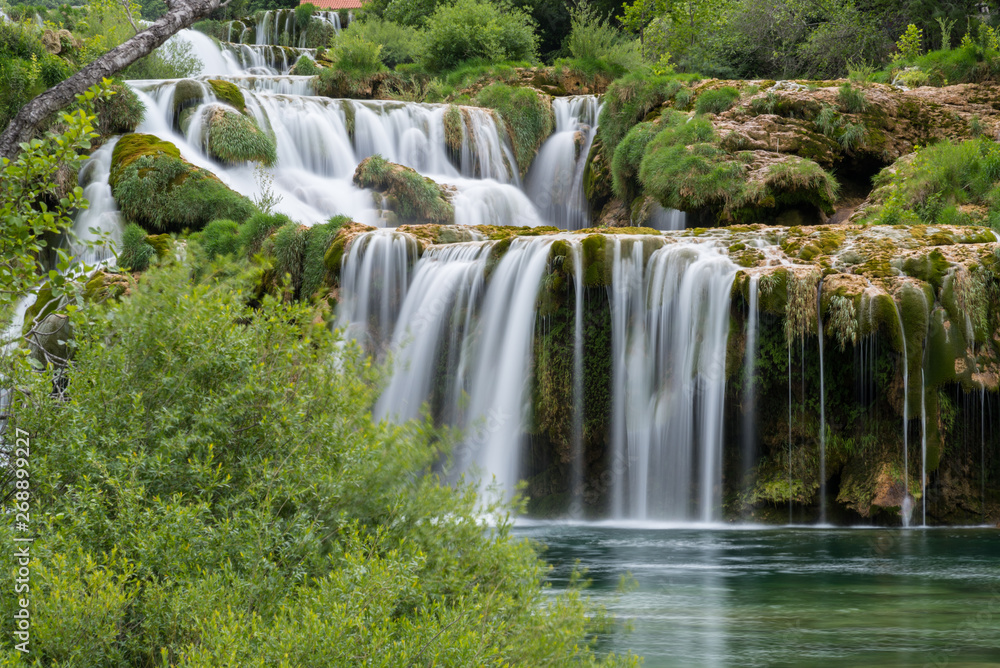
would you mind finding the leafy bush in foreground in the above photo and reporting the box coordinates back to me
[420,0,539,72]
[0,264,637,667]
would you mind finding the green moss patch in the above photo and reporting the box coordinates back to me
[353,155,454,225]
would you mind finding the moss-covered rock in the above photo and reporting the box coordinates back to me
[353,155,454,225]
[110,134,256,233]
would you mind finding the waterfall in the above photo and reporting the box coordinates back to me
[920,368,928,526]
[609,238,738,521]
[893,301,912,527]
[336,230,418,350]
[570,240,585,516]
[787,344,793,523]
[742,275,759,512]
[374,242,491,423]
[817,279,827,525]
[527,96,601,230]
[68,139,123,265]
[982,385,988,524]
[463,238,555,502]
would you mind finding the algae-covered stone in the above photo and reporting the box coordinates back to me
[207,79,246,113]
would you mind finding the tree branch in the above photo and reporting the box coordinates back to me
[0,0,225,162]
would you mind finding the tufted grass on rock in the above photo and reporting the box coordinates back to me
[198,219,242,259]
[695,86,740,115]
[837,83,869,113]
[611,121,659,200]
[354,155,454,224]
[93,81,145,136]
[597,72,684,163]
[239,212,293,258]
[300,217,347,300]
[861,138,1000,228]
[206,107,277,166]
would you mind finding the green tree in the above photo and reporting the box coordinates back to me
[0,85,104,326]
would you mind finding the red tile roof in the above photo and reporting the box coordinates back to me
[301,0,362,8]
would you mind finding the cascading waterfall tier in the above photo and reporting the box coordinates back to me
[609,238,739,521]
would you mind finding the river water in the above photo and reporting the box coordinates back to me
[514,523,1000,667]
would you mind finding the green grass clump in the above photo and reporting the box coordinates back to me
[300,218,346,299]
[271,222,308,297]
[638,111,742,212]
[239,212,293,258]
[110,135,255,234]
[636,110,838,222]
[117,222,156,272]
[206,108,277,167]
[597,72,685,163]
[474,84,553,177]
[353,155,454,224]
[198,219,241,259]
[695,86,740,115]
[837,83,869,113]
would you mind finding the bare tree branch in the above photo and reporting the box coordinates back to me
[0,0,226,161]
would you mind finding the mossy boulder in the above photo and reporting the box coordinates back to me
[353,155,454,225]
[172,79,209,119]
[110,134,256,233]
[323,221,375,277]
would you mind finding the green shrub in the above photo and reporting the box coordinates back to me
[329,32,387,77]
[473,83,553,177]
[295,2,315,29]
[597,72,683,163]
[419,0,539,72]
[815,104,840,136]
[0,264,632,667]
[695,86,740,115]
[611,121,658,200]
[117,222,156,272]
[93,81,145,136]
[343,17,421,68]
[291,54,320,75]
[198,219,241,259]
[206,107,277,167]
[239,211,292,257]
[564,3,641,78]
[837,83,868,113]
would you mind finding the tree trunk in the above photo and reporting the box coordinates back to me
[0,0,227,162]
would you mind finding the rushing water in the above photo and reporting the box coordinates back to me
[516,523,1000,667]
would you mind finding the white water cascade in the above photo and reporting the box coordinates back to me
[817,279,827,525]
[742,275,759,507]
[609,238,739,521]
[68,139,123,265]
[894,301,913,527]
[373,241,492,424]
[336,230,418,350]
[527,96,602,230]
